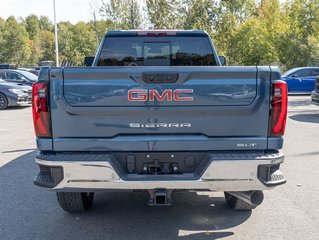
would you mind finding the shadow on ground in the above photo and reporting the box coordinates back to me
[289,113,319,123]
[0,151,251,240]
[286,151,319,158]
[2,148,36,153]
[3,106,31,111]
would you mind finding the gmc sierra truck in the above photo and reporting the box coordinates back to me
[32,30,287,213]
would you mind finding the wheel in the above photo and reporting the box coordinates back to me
[0,93,8,110]
[224,192,255,210]
[57,192,94,213]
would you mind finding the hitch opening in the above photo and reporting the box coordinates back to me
[148,189,173,206]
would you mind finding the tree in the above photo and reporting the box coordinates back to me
[99,0,142,29]
[40,30,55,62]
[55,21,97,65]
[307,35,319,66]
[230,18,271,65]
[57,22,75,64]
[25,14,40,40]
[184,0,216,34]
[278,0,319,69]
[224,0,288,66]
[25,15,42,65]
[215,0,256,59]
[70,22,97,65]
[0,18,5,62]
[0,17,31,66]
[126,0,142,29]
[219,0,256,23]
[0,17,4,29]
[88,19,113,45]
[146,0,181,29]
[39,16,53,32]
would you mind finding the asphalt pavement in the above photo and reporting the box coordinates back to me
[0,95,318,240]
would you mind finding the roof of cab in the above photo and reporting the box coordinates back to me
[105,29,208,37]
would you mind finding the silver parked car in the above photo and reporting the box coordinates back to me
[0,79,32,110]
[0,69,38,86]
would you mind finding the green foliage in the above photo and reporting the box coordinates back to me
[39,16,54,31]
[24,15,42,65]
[0,18,5,61]
[278,0,319,69]
[25,14,40,40]
[0,17,31,66]
[99,0,142,29]
[0,0,318,70]
[229,0,286,65]
[220,0,256,22]
[40,30,55,62]
[184,0,216,33]
[125,0,142,29]
[146,0,180,29]
[69,22,97,65]
[230,18,273,65]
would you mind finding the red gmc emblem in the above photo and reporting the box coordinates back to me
[128,89,194,102]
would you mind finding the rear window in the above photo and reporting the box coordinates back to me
[97,37,217,66]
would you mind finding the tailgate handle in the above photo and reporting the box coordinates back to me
[142,72,178,83]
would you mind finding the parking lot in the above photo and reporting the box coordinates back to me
[0,95,318,240]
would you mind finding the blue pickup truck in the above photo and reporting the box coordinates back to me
[32,30,287,213]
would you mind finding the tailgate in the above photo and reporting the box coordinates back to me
[50,66,272,151]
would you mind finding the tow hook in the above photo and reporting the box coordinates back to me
[148,189,173,206]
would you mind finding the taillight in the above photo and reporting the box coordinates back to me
[270,81,288,137]
[32,82,52,137]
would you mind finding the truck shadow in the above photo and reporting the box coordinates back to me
[0,151,251,240]
[84,191,249,239]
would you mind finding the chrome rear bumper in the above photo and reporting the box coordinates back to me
[35,151,286,192]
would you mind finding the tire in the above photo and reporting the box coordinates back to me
[57,192,94,213]
[224,192,256,211]
[0,93,8,110]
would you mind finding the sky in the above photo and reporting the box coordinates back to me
[0,0,102,23]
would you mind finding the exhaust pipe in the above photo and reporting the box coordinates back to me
[227,191,264,207]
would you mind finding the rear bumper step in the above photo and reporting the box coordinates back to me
[34,151,286,191]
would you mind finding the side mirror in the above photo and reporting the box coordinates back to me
[84,56,95,67]
[219,56,226,66]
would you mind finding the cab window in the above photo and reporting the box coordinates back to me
[291,69,311,77]
[7,72,24,80]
